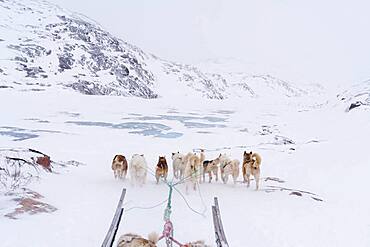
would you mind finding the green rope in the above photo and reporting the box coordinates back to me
[164,182,173,221]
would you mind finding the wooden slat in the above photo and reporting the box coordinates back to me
[212,197,229,247]
[101,188,126,247]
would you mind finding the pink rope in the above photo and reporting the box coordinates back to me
[157,220,185,247]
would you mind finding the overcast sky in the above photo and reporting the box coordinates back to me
[48,0,370,88]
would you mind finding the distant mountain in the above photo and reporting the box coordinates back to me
[0,0,313,100]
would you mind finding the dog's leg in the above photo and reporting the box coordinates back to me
[255,174,260,190]
[242,165,247,183]
[209,171,212,183]
[246,174,250,188]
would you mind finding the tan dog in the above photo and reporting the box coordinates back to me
[184,152,202,193]
[112,155,128,180]
[202,156,220,183]
[155,156,168,184]
[117,232,158,247]
[243,151,262,190]
[188,153,202,182]
[219,154,240,185]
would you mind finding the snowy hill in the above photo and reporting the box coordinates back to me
[337,79,370,111]
[0,0,314,100]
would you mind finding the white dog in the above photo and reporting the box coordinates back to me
[129,154,147,186]
[219,154,240,184]
[171,152,185,179]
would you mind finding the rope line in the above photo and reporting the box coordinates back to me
[173,185,206,218]
[125,198,168,212]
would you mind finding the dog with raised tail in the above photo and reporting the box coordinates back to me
[129,154,147,187]
[183,152,202,193]
[155,156,168,184]
[219,154,240,185]
[112,155,128,180]
[243,151,262,190]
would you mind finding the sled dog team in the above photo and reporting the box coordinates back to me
[112,150,262,190]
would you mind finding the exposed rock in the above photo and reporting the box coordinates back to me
[289,191,302,197]
[36,156,51,172]
[348,101,363,111]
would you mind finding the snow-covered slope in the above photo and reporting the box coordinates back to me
[337,79,370,111]
[0,0,316,101]
[0,89,369,247]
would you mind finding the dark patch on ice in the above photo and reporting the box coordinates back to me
[24,118,50,123]
[197,131,212,134]
[129,130,183,138]
[135,116,162,121]
[59,111,81,118]
[66,121,113,127]
[114,122,171,131]
[0,131,39,141]
[0,126,63,141]
[128,113,142,116]
[183,122,226,128]
[65,121,181,138]
[213,110,235,115]
[130,114,227,130]
[203,116,226,122]
[161,115,226,123]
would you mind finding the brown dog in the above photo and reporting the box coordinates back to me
[112,155,128,180]
[155,156,168,184]
[242,151,262,190]
[202,157,220,183]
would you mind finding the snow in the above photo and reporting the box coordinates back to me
[0,87,369,247]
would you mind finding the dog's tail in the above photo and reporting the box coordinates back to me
[252,153,262,166]
[148,232,160,243]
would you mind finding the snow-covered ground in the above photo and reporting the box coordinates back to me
[1,88,369,247]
